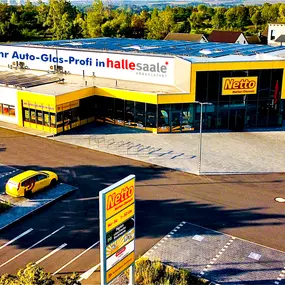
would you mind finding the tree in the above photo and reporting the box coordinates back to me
[45,0,77,40]
[251,10,262,28]
[212,7,226,29]
[279,3,285,23]
[86,0,105,37]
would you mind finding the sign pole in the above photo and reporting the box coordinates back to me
[100,175,136,285]
[129,264,135,285]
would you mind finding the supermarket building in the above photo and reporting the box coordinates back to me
[0,37,285,134]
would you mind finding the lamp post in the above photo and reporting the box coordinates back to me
[194,101,212,175]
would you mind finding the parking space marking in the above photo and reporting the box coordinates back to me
[0,228,33,250]
[274,266,285,285]
[35,243,67,265]
[0,226,65,268]
[0,169,19,179]
[52,240,100,275]
[199,237,235,276]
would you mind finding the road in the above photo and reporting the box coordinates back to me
[0,128,284,284]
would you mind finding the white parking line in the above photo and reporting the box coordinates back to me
[0,226,65,268]
[0,228,33,250]
[35,243,67,265]
[52,240,99,275]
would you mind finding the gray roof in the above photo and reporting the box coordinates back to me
[275,34,285,42]
[11,37,285,61]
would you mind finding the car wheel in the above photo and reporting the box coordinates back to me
[50,179,57,188]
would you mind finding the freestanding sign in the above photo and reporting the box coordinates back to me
[100,175,135,285]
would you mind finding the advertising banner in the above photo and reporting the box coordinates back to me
[100,175,135,285]
[0,45,174,85]
[222,76,258,95]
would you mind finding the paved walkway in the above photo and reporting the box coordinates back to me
[144,222,285,285]
[1,121,285,175]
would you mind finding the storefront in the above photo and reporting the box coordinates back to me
[0,37,284,134]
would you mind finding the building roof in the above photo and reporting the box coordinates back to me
[262,26,268,37]
[208,30,245,43]
[164,33,206,42]
[275,34,285,43]
[246,35,261,44]
[13,37,285,63]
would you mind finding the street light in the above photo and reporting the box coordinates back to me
[194,101,212,175]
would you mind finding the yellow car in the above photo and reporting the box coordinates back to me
[5,170,58,198]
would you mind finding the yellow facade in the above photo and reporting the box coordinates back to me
[15,59,285,134]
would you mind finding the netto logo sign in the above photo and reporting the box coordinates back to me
[222,77,258,95]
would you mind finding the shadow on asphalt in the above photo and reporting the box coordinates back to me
[0,163,283,251]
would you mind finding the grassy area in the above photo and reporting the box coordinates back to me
[0,200,12,214]
[126,257,210,285]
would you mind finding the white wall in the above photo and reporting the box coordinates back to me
[236,34,248,45]
[174,58,191,92]
[0,45,175,85]
[268,24,285,46]
[0,87,18,124]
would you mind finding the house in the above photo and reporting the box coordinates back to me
[268,23,285,46]
[208,30,248,45]
[246,35,261,44]
[164,33,208,43]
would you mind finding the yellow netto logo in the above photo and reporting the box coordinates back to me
[222,77,258,95]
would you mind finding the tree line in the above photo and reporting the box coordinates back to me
[0,0,285,42]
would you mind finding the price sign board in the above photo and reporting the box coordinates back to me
[100,175,135,285]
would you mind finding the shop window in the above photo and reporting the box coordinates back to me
[105,98,115,123]
[146,104,157,128]
[3,105,9,116]
[30,110,36,123]
[0,104,2,114]
[50,114,56,127]
[115,99,124,125]
[94,96,105,122]
[181,104,194,131]
[36,110,43,124]
[134,102,145,128]
[125,100,134,126]
[23,108,30,122]
[71,107,80,123]
[43,112,50,126]
[158,104,170,132]
[9,106,15,116]
[170,104,182,132]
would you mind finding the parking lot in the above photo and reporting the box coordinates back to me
[145,222,285,285]
[0,127,284,284]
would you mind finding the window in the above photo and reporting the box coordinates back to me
[36,110,43,124]
[43,112,50,126]
[9,106,15,116]
[146,104,157,128]
[134,102,145,127]
[3,105,9,116]
[271,29,276,40]
[125,101,134,126]
[30,110,36,123]
[35,174,47,181]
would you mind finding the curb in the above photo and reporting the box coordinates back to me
[0,186,77,232]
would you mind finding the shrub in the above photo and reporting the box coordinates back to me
[126,257,209,285]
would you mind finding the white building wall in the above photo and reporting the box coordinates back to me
[235,34,248,45]
[0,87,18,124]
[268,24,285,46]
[0,46,176,86]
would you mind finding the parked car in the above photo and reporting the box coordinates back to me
[6,170,58,198]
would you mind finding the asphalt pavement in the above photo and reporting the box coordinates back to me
[0,128,284,284]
